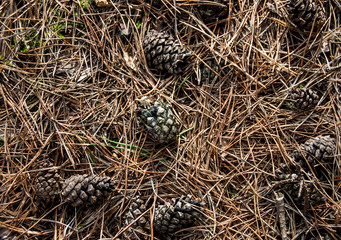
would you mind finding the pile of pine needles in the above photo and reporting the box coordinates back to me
[0,0,340,239]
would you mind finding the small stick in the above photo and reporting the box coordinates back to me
[274,191,288,240]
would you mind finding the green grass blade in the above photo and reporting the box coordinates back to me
[100,137,151,154]
[177,126,195,137]
[170,77,190,99]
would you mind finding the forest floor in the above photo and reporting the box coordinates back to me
[0,0,340,239]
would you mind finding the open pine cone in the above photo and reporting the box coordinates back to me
[291,135,336,167]
[286,0,326,32]
[123,196,150,239]
[197,0,228,22]
[143,30,191,74]
[136,96,180,143]
[154,195,204,234]
[197,58,220,84]
[277,165,323,208]
[34,161,61,203]
[61,174,115,207]
[289,88,319,110]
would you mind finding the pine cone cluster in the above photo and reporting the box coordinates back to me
[123,196,150,239]
[286,0,326,32]
[197,0,228,22]
[154,195,204,234]
[61,174,115,207]
[278,135,336,209]
[291,135,336,167]
[143,30,191,74]
[137,96,180,143]
[289,88,319,110]
[122,195,204,237]
[34,161,61,203]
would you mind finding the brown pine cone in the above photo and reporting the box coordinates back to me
[61,174,115,207]
[123,196,150,239]
[154,195,204,234]
[143,30,191,74]
[34,161,61,203]
[289,88,319,110]
[286,0,326,32]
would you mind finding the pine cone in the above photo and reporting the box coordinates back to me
[198,59,219,84]
[291,135,336,167]
[154,195,204,234]
[304,231,333,240]
[280,174,322,207]
[123,196,150,239]
[137,96,180,143]
[289,88,319,110]
[129,0,163,7]
[283,181,322,207]
[197,0,228,22]
[143,30,191,74]
[61,174,115,207]
[94,0,109,7]
[286,0,326,32]
[34,161,61,203]
[0,228,16,240]
[277,164,323,207]
[149,0,163,8]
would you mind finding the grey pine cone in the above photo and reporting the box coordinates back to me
[143,30,191,74]
[0,228,16,240]
[137,96,180,143]
[286,0,326,32]
[304,231,332,240]
[34,161,61,203]
[277,165,323,207]
[123,196,150,239]
[61,174,115,207]
[283,181,322,207]
[291,135,336,166]
[154,195,204,234]
[198,59,219,84]
[289,88,319,110]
